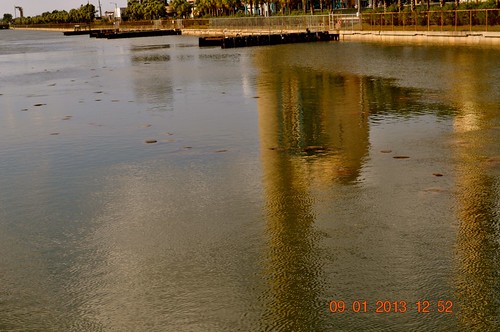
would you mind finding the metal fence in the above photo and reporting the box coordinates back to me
[12,9,500,33]
[204,15,331,32]
[359,9,500,32]
[179,9,499,33]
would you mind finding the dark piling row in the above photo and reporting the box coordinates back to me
[199,36,226,47]
[92,29,181,39]
[209,31,338,49]
[63,29,114,36]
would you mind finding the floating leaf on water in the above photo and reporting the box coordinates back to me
[33,103,46,107]
[145,139,158,144]
[433,173,444,177]
[50,132,60,135]
[393,156,410,159]
[216,149,228,153]
[380,150,392,153]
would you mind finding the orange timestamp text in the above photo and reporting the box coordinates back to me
[329,300,453,314]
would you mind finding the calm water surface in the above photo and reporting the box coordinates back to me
[0,30,499,331]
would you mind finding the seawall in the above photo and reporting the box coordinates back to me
[339,30,500,46]
[9,26,500,46]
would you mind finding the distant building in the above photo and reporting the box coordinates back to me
[104,11,115,20]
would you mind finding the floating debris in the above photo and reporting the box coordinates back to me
[94,91,103,94]
[422,187,447,193]
[216,149,228,153]
[393,156,410,159]
[111,100,120,102]
[303,146,327,153]
[485,156,500,168]
[145,139,158,144]
[184,146,192,149]
[50,132,60,135]
[33,103,46,107]
[433,173,444,177]
[20,108,28,111]
[48,83,56,86]
[253,96,260,99]
[62,116,72,120]
[380,150,392,153]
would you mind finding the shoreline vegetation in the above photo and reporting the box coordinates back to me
[2,2,499,45]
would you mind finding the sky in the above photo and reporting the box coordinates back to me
[1,0,127,18]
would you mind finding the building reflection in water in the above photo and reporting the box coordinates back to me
[253,49,370,330]
[450,51,500,331]
[130,47,174,109]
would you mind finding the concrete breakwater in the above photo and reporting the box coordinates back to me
[11,25,500,46]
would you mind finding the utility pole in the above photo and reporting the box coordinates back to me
[98,0,103,18]
[14,6,24,18]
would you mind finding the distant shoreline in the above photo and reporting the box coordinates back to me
[9,26,500,46]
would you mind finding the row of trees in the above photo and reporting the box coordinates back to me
[7,4,96,25]
[193,0,500,17]
[2,13,13,23]
[367,0,499,12]
[3,0,498,24]
[125,0,192,19]
[126,0,167,19]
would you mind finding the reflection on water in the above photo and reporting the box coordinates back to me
[131,54,171,63]
[1,31,499,331]
[451,53,500,330]
[131,44,171,51]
